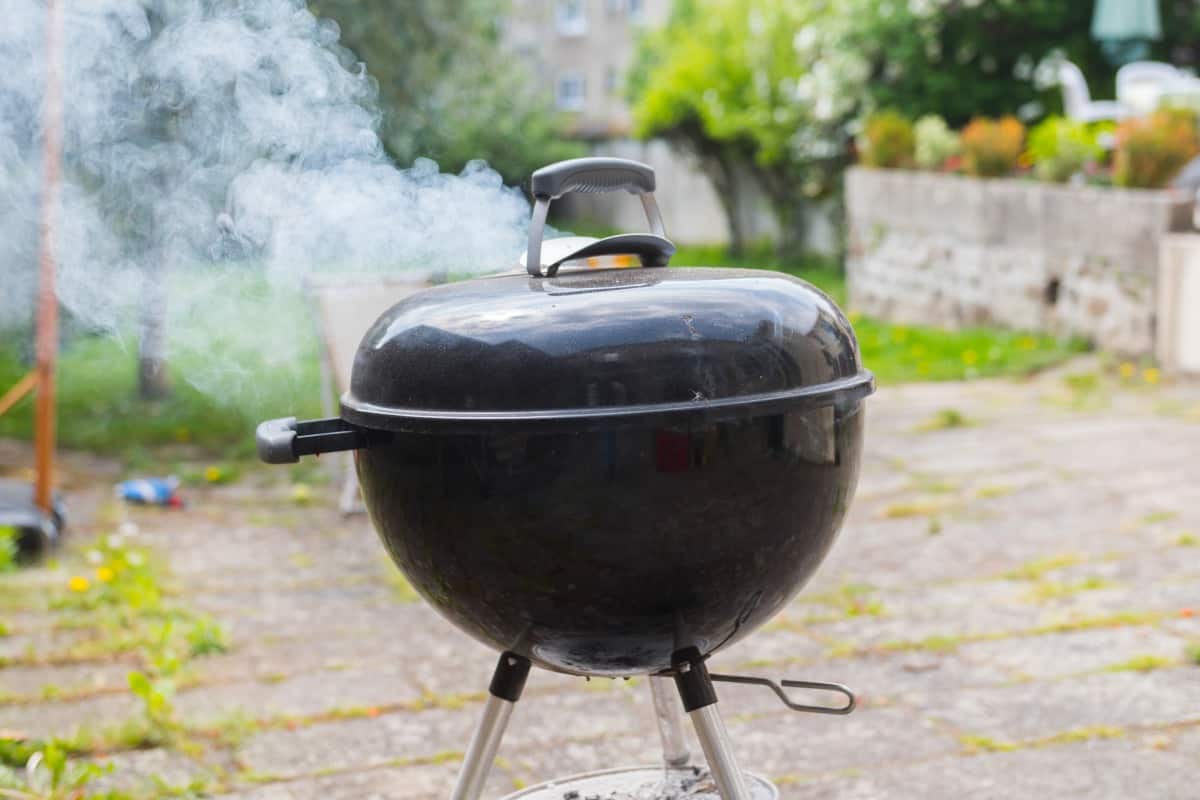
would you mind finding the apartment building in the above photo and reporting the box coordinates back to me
[504,0,671,138]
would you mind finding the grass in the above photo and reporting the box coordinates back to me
[0,247,1086,460]
[671,244,1088,383]
[0,271,323,463]
[960,725,1124,755]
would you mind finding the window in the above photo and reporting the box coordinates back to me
[556,73,586,111]
[604,66,619,95]
[556,0,587,36]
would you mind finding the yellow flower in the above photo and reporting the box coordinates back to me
[1143,367,1161,385]
[1018,336,1037,350]
[67,576,90,593]
[95,566,115,583]
[204,466,223,483]
[1118,362,1136,379]
[961,349,979,366]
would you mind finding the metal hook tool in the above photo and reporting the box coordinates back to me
[709,673,856,715]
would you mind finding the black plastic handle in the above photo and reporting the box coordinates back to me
[256,416,370,464]
[530,157,656,200]
[257,417,299,464]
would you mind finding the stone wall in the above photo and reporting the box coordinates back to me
[845,167,1193,355]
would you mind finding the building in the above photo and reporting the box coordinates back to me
[503,0,670,139]
[503,0,814,250]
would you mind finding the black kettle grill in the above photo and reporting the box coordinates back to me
[257,158,873,800]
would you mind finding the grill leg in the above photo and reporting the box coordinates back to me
[650,675,691,767]
[674,655,752,800]
[450,652,531,800]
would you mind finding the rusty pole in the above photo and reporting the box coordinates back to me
[34,0,64,512]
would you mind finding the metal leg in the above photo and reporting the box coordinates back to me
[650,675,690,768]
[674,655,752,800]
[451,652,531,800]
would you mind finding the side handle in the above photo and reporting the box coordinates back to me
[257,416,370,464]
[257,417,298,464]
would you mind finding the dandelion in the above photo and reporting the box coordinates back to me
[1118,362,1135,379]
[961,349,978,366]
[1142,367,1160,385]
[96,566,116,583]
[67,576,90,593]
[204,466,224,483]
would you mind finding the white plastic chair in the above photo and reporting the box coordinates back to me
[1059,61,1128,123]
[1117,61,1183,115]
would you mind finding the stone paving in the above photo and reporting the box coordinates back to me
[2,359,1199,798]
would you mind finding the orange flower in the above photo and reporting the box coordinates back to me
[1180,608,1194,618]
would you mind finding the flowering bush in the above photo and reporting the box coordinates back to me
[860,110,915,168]
[1113,110,1199,189]
[914,115,961,169]
[961,116,1025,177]
[1026,116,1105,183]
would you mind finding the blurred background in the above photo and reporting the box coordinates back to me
[2,1,1199,798]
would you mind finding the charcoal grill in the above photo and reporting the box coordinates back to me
[257,158,873,799]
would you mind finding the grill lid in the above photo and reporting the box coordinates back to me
[341,157,872,432]
[341,266,873,431]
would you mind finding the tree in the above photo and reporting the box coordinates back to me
[629,0,860,257]
[837,0,1108,126]
[314,0,583,186]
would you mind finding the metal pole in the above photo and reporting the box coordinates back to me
[673,654,752,800]
[34,0,64,513]
[650,675,690,768]
[450,652,531,800]
[451,693,515,800]
[688,705,751,800]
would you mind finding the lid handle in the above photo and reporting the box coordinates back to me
[526,157,667,278]
[531,157,656,199]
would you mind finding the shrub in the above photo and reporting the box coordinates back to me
[1113,110,1200,189]
[913,115,961,170]
[961,116,1025,177]
[1026,116,1104,183]
[859,110,915,168]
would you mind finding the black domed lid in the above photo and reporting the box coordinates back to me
[341,267,873,432]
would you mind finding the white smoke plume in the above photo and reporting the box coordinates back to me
[0,0,532,404]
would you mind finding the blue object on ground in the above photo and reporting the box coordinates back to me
[116,476,182,507]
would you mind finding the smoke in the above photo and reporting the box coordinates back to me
[0,0,532,404]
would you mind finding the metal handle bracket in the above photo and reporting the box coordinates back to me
[709,673,856,715]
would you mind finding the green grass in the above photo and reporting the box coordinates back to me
[0,271,323,462]
[0,248,1086,458]
[671,244,1088,383]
